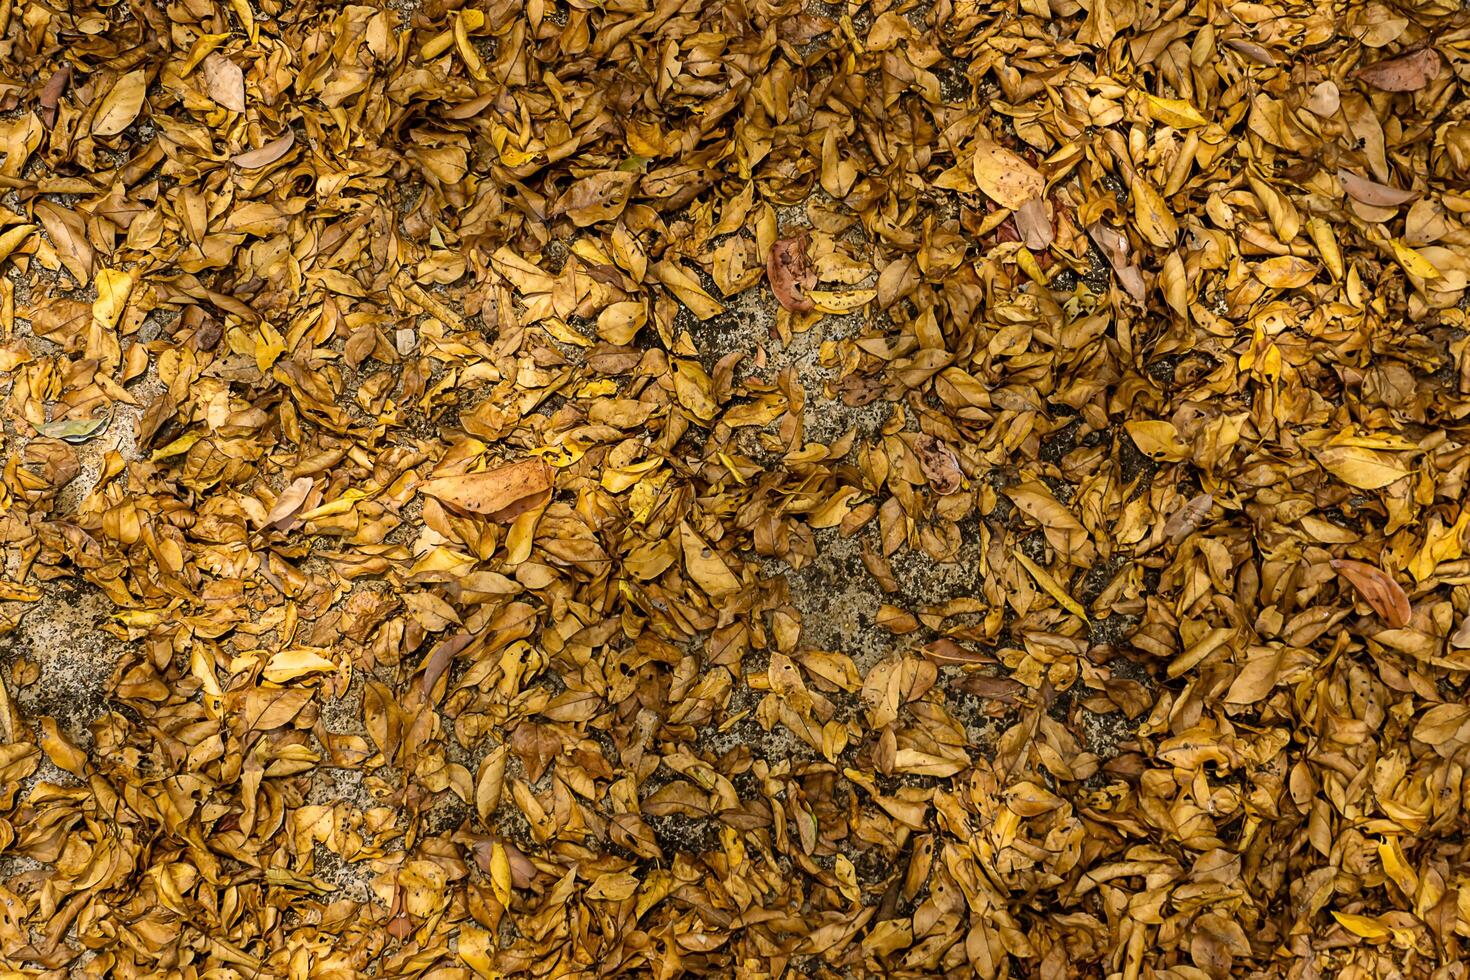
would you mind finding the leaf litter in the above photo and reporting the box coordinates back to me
[0,0,1468,976]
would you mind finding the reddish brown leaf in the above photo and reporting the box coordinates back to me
[1338,170,1418,208]
[38,64,70,127]
[1331,558,1412,627]
[767,234,816,312]
[913,434,964,494]
[922,638,992,665]
[1354,48,1442,92]
[232,131,295,169]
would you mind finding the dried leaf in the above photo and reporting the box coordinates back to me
[912,435,963,494]
[1339,170,1418,208]
[92,70,147,137]
[1354,48,1442,92]
[233,131,295,168]
[971,137,1045,209]
[201,53,246,112]
[554,172,638,227]
[1145,95,1206,128]
[418,459,554,519]
[36,414,109,444]
[1331,558,1412,627]
[262,477,316,531]
[768,235,817,312]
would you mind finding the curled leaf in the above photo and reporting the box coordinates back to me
[1331,558,1411,628]
[38,64,71,126]
[1338,170,1418,208]
[912,435,963,494]
[1086,223,1147,302]
[233,131,295,169]
[768,235,817,312]
[262,477,316,532]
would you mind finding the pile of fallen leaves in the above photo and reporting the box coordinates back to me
[1,0,1469,974]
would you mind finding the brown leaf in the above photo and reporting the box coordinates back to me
[262,477,316,532]
[200,53,246,112]
[233,131,295,169]
[768,234,817,312]
[1331,558,1412,627]
[921,638,992,666]
[1163,492,1214,542]
[92,70,147,137]
[912,434,963,494]
[37,64,70,127]
[1012,197,1053,249]
[1354,48,1442,92]
[553,171,638,227]
[972,136,1045,209]
[1338,170,1418,208]
[418,458,554,520]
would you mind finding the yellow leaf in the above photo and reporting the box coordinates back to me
[458,925,498,978]
[971,136,1044,209]
[1124,419,1190,462]
[92,268,134,332]
[0,224,35,267]
[1132,179,1177,248]
[807,288,877,314]
[652,260,724,319]
[596,301,646,344]
[191,646,224,718]
[1313,445,1410,490]
[1408,510,1470,581]
[298,488,369,522]
[38,718,88,778]
[809,486,862,528]
[586,872,639,902]
[1391,239,1441,279]
[253,321,286,372]
[1013,551,1088,621]
[1254,256,1318,288]
[1307,217,1343,279]
[453,11,488,81]
[1145,94,1207,128]
[180,33,231,76]
[672,359,718,421]
[0,580,40,601]
[504,503,543,565]
[93,70,148,137]
[601,458,661,493]
[263,649,336,684]
[1377,837,1419,897]
[1332,911,1391,942]
[680,521,742,596]
[488,841,513,907]
[151,430,205,462]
